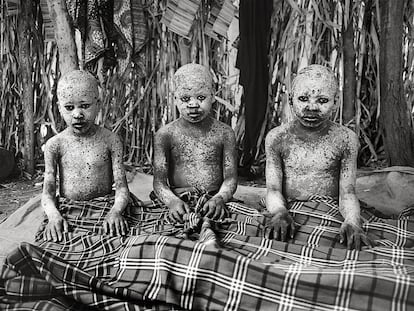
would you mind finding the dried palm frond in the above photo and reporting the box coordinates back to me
[1,0,413,171]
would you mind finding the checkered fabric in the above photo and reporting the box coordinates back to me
[1,193,414,310]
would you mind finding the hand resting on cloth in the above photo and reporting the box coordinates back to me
[1,194,414,310]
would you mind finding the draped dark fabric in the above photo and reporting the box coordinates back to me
[63,0,148,75]
[236,0,273,168]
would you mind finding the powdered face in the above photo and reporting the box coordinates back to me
[174,64,214,123]
[291,65,338,129]
[57,70,100,136]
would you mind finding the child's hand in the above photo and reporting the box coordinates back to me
[339,221,373,250]
[168,199,190,223]
[201,195,227,220]
[44,212,69,242]
[103,211,128,236]
[265,210,296,241]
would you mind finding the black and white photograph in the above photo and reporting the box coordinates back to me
[1,0,414,310]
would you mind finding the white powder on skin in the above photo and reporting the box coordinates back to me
[57,70,99,104]
[266,65,365,248]
[153,63,237,211]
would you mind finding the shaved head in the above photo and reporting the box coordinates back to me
[57,70,99,104]
[292,64,338,97]
[174,63,213,95]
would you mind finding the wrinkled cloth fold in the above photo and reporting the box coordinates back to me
[34,189,242,246]
[1,194,414,310]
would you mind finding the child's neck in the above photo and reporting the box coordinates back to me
[179,116,213,130]
[291,119,332,140]
[69,123,98,138]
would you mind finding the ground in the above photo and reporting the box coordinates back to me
[0,176,42,223]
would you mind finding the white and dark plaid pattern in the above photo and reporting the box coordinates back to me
[1,194,414,310]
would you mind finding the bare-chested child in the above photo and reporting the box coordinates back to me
[41,70,129,242]
[265,64,371,250]
[153,63,237,223]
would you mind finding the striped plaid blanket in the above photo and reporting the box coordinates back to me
[1,192,414,310]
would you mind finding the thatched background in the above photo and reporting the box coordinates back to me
[1,0,414,175]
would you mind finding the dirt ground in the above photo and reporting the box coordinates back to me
[0,176,42,223]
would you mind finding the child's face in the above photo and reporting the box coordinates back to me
[58,83,99,135]
[175,80,213,123]
[291,75,337,129]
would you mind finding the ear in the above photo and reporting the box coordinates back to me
[173,94,180,108]
[288,93,293,105]
[333,93,340,107]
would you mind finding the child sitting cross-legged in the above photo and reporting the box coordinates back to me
[153,63,238,224]
[265,64,372,250]
[40,70,130,242]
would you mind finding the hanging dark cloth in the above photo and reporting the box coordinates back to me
[64,0,148,75]
[113,0,149,76]
[236,0,273,169]
[65,0,110,64]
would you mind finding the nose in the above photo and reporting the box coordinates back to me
[187,98,200,108]
[306,99,319,111]
[72,108,84,119]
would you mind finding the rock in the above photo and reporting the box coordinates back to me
[356,166,414,216]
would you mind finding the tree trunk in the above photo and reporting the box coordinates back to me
[379,0,414,166]
[342,13,356,124]
[45,0,78,74]
[18,0,35,175]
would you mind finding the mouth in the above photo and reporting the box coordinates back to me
[72,123,86,130]
[187,111,202,119]
[302,116,319,122]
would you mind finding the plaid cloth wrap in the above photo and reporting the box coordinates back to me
[34,189,228,243]
[1,193,414,310]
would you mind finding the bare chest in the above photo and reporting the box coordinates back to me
[59,141,111,170]
[170,135,222,165]
[283,139,342,174]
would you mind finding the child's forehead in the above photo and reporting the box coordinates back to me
[175,81,212,95]
[293,79,336,96]
[58,89,98,105]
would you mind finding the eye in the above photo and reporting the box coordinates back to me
[298,96,308,102]
[64,105,74,111]
[197,95,206,101]
[180,96,190,102]
[318,98,329,104]
[80,103,91,109]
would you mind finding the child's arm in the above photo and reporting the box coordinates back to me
[265,131,296,241]
[338,132,371,249]
[42,138,68,242]
[202,128,237,220]
[153,129,190,223]
[104,134,129,236]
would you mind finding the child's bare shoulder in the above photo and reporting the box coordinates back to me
[329,122,359,149]
[155,120,177,138]
[213,119,233,130]
[44,130,70,154]
[211,119,234,137]
[266,123,290,145]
